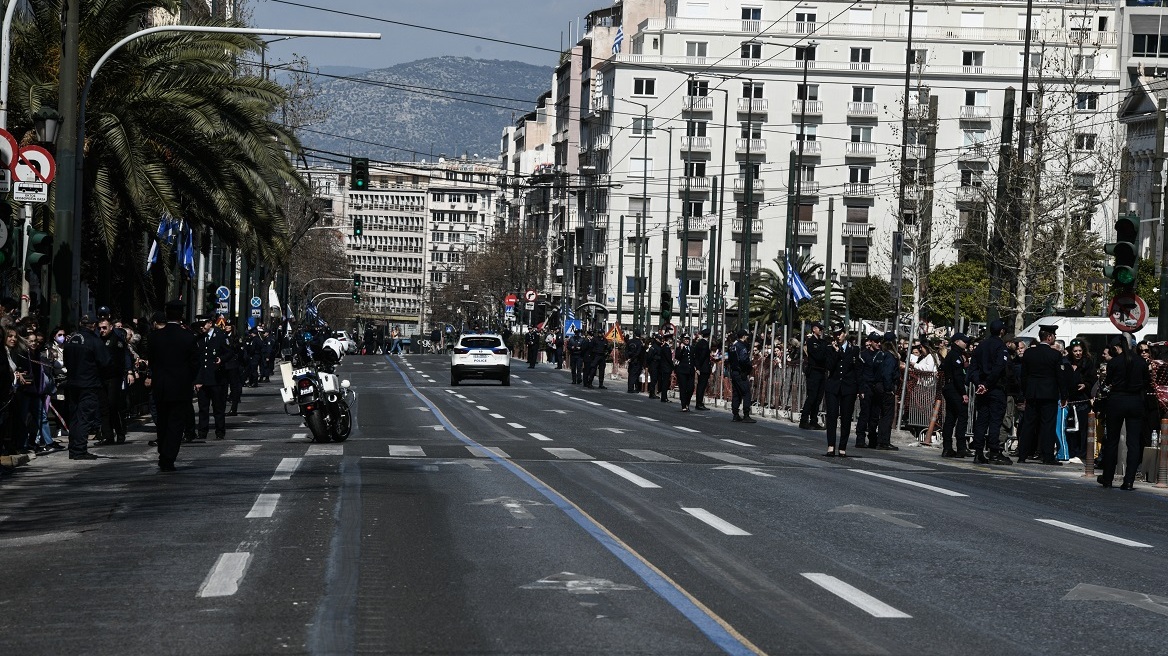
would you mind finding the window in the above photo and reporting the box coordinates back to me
[430,252,444,263]
[1074,133,1097,151]
[962,51,984,71]
[964,89,988,107]
[1018,51,1043,69]
[449,232,461,243]
[742,7,761,20]
[738,162,760,179]
[683,200,704,217]
[466,193,478,204]
[795,45,816,62]
[846,206,869,223]
[448,252,461,263]
[448,193,461,203]
[963,129,988,146]
[1076,92,1099,111]
[909,49,927,66]
[431,193,444,202]
[797,83,819,100]
[684,160,707,177]
[796,124,818,141]
[849,47,871,70]
[740,42,761,60]
[1132,33,1166,58]
[905,127,927,146]
[740,121,762,139]
[686,279,701,296]
[795,11,816,32]
[626,276,646,294]
[687,79,709,96]
[686,120,707,137]
[686,41,708,58]
[633,78,656,95]
[630,157,654,177]
[850,126,872,142]
[852,86,874,102]
[960,167,984,187]
[632,117,654,136]
[799,164,816,182]
[849,167,871,184]
[1072,54,1095,73]
[431,231,445,242]
[742,82,763,99]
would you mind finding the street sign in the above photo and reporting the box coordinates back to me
[250,296,262,308]
[505,305,514,314]
[215,286,230,301]
[1108,292,1148,333]
[216,301,229,315]
[504,293,518,307]
[250,307,262,318]
[12,181,47,203]
[13,145,55,183]
[524,302,535,311]
[525,288,537,302]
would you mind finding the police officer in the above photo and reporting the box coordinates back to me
[800,321,828,430]
[854,332,881,448]
[1018,324,1067,465]
[939,333,972,458]
[194,316,234,440]
[63,316,112,460]
[581,330,597,387]
[625,329,645,393]
[95,314,133,445]
[261,328,276,381]
[871,333,900,449]
[823,326,860,456]
[591,330,609,389]
[567,329,585,384]
[675,333,696,411]
[1099,336,1148,489]
[525,328,540,368]
[655,334,674,403]
[645,335,661,398]
[223,322,244,415]
[727,329,756,422]
[145,303,197,472]
[970,319,1013,465]
[692,329,712,410]
[244,328,264,387]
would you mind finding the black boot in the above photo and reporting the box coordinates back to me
[973,448,989,464]
[941,440,957,458]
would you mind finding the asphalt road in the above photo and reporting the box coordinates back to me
[3,353,1168,655]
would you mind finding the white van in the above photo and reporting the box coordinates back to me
[1014,316,1159,356]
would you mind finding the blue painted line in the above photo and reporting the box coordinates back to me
[386,356,756,656]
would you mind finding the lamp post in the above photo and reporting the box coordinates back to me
[19,107,60,318]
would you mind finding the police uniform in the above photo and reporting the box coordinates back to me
[625,332,645,393]
[1017,325,1069,465]
[970,319,1011,463]
[194,319,234,440]
[939,334,971,458]
[692,329,713,410]
[823,328,860,454]
[1100,338,1150,489]
[148,305,198,471]
[675,335,696,410]
[63,319,112,459]
[728,331,755,422]
[854,332,881,447]
[645,337,661,398]
[591,333,609,389]
[800,322,828,429]
[525,329,540,368]
[581,331,597,387]
[655,336,674,403]
[567,332,585,384]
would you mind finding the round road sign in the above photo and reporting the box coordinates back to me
[14,145,55,183]
[525,289,537,302]
[1108,292,1149,333]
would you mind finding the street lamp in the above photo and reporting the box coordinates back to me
[33,106,61,144]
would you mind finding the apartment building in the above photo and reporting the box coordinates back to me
[547,0,1121,327]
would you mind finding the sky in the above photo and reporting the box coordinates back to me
[247,0,604,70]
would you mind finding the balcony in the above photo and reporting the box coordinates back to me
[675,256,707,270]
[798,221,819,237]
[730,258,763,272]
[906,103,929,119]
[842,222,872,239]
[956,186,986,203]
[842,262,870,278]
[906,144,927,160]
[731,218,764,234]
[958,144,990,161]
[844,183,875,198]
[960,105,992,120]
[680,136,711,151]
[732,177,764,193]
[677,217,716,236]
[737,97,769,113]
[677,176,711,192]
[845,141,879,157]
[792,99,823,115]
[793,180,820,195]
[683,95,715,111]
[847,101,879,117]
[591,134,611,151]
[790,139,822,155]
[589,96,611,114]
[735,138,766,154]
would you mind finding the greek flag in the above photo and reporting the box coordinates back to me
[306,300,319,322]
[786,258,812,302]
[178,220,196,279]
[564,303,576,321]
[612,26,624,54]
[146,213,179,271]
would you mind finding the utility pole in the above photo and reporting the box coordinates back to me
[893,0,917,327]
[617,213,625,326]
[712,86,729,330]
[823,197,834,327]
[662,128,673,309]
[1155,98,1167,340]
[739,79,755,327]
[682,79,694,329]
[51,0,81,328]
[989,87,1016,324]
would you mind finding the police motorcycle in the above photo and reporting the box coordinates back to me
[281,332,353,443]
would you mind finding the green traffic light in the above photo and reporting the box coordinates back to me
[1116,268,1135,285]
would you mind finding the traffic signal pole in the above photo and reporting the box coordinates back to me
[18,204,29,316]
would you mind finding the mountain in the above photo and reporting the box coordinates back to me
[304,56,552,163]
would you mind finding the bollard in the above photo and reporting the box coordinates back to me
[1158,417,1168,488]
[923,398,942,447]
[1083,411,1096,478]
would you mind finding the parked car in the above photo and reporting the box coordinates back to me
[450,333,510,386]
[334,331,358,355]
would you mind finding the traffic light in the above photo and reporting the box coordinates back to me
[353,216,363,237]
[26,227,51,271]
[352,274,361,303]
[660,290,673,324]
[1104,211,1139,288]
[350,157,369,191]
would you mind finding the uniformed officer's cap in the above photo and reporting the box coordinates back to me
[867,331,881,342]
[951,332,970,345]
[700,328,710,338]
[810,321,824,329]
[195,315,213,325]
[1039,324,1058,334]
[736,329,750,339]
[831,324,846,336]
[989,318,1006,335]
[883,331,896,343]
[681,333,691,341]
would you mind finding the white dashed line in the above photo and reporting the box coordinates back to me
[594,462,661,489]
[529,432,552,441]
[721,439,754,447]
[305,444,343,456]
[245,494,280,519]
[270,458,302,481]
[569,397,585,402]
[468,446,509,458]
[553,392,568,397]
[445,390,457,394]
[221,445,261,457]
[611,408,627,413]
[290,433,308,440]
[507,422,526,429]
[476,405,490,410]
[454,394,467,399]
[489,413,505,419]
[674,426,699,433]
[1036,519,1154,548]
[197,552,252,598]
[586,401,602,406]
[523,380,532,385]
[388,445,426,457]
[700,452,761,465]
[544,447,593,460]
[681,508,751,536]
[622,449,679,462]
[802,573,912,618]
[637,416,659,422]
[853,470,969,497]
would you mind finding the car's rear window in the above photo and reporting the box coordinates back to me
[462,337,502,349]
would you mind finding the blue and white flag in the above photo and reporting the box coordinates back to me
[564,303,576,321]
[612,26,624,54]
[146,213,179,271]
[786,258,812,303]
[306,301,319,322]
[178,220,196,279]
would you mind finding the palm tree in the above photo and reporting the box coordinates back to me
[748,253,843,327]
[8,0,306,310]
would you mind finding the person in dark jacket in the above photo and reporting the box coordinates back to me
[194,316,235,440]
[244,328,264,386]
[823,327,861,456]
[692,329,713,410]
[63,317,112,460]
[567,330,585,384]
[223,322,244,415]
[1099,336,1148,489]
[938,333,972,458]
[625,330,645,393]
[592,331,610,389]
[800,321,828,430]
[853,332,880,448]
[95,317,133,445]
[969,319,1013,464]
[727,330,755,422]
[869,333,900,449]
[645,336,661,398]
[580,330,597,387]
[1017,324,1069,465]
[145,305,198,471]
[525,328,540,369]
[1065,339,1096,461]
[675,333,696,411]
[655,334,674,403]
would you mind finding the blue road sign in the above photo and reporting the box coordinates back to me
[215,286,230,301]
[250,296,262,308]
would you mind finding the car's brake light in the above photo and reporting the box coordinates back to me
[453,347,469,354]
[492,347,508,355]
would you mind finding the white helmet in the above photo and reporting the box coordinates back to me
[321,337,344,364]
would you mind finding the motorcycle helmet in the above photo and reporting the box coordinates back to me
[320,337,344,366]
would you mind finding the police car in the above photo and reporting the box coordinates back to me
[450,334,510,386]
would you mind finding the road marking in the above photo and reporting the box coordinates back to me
[221,444,261,457]
[445,389,456,394]
[553,392,568,397]
[681,508,751,536]
[611,408,627,413]
[529,432,553,442]
[622,449,679,462]
[594,462,661,489]
[721,439,754,447]
[507,422,527,429]
[569,397,585,402]
[674,426,700,433]
[476,405,490,410]
[469,446,510,459]
[801,573,912,618]
[512,374,521,378]
[454,394,467,399]
[388,445,426,458]
[637,416,659,422]
[465,399,475,403]
[1036,519,1154,548]
[489,413,506,419]
[291,432,308,440]
[700,452,761,465]
[305,444,343,456]
[598,428,627,434]
[767,454,845,469]
[523,380,532,385]
[271,458,302,481]
[544,447,593,460]
[197,552,252,598]
[246,493,281,519]
[858,457,934,472]
[853,470,969,497]
[586,401,602,406]
[714,465,775,478]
